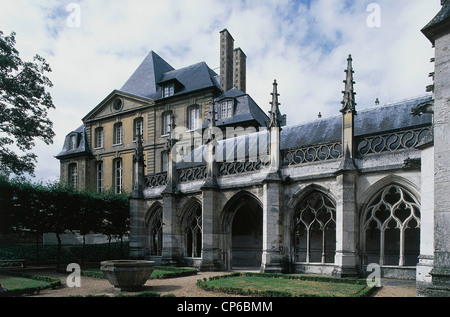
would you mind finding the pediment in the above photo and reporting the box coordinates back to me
[82,90,153,123]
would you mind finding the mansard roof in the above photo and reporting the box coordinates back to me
[177,95,433,169]
[55,125,91,159]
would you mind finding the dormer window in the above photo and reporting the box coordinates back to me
[69,134,77,150]
[220,100,233,119]
[163,83,174,98]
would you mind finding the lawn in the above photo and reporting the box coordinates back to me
[199,273,373,297]
[0,274,50,291]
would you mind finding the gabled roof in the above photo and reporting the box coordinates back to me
[55,125,91,159]
[120,51,175,99]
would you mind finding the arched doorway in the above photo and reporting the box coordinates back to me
[223,192,263,270]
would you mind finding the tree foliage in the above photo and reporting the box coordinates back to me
[0,30,55,176]
[0,176,130,267]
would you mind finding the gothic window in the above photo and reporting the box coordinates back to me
[113,122,123,145]
[114,158,123,194]
[96,161,103,194]
[293,191,336,264]
[149,208,163,256]
[362,185,420,267]
[68,163,77,189]
[185,204,202,258]
[94,127,104,149]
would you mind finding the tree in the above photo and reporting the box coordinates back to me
[0,30,55,176]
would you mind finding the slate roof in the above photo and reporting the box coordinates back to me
[177,95,433,169]
[55,125,91,159]
[120,51,175,99]
[202,87,270,129]
[119,51,221,100]
[422,1,450,43]
[157,62,221,99]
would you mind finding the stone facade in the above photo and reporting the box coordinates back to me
[57,3,450,297]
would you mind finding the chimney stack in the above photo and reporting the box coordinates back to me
[220,29,246,93]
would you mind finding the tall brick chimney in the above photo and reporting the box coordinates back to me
[220,29,246,93]
[220,29,234,92]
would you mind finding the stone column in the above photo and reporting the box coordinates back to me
[160,193,182,266]
[129,133,147,259]
[261,180,283,273]
[416,144,435,296]
[333,170,359,277]
[427,32,450,296]
[200,188,223,271]
[421,1,450,296]
[129,197,147,259]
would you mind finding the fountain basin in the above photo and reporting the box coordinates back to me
[100,260,155,291]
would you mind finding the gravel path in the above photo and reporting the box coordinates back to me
[9,269,416,297]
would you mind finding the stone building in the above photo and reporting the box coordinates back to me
[127,3,449,297]
[57,2,449,297]
[56,30,266,194]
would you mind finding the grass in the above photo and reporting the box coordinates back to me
[198,273,373,297]
[0,274,50,291]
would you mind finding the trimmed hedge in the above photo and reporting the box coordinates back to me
[197,272,374,297]
[149,266,198,279]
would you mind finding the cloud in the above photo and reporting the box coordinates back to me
[0,0,441,182]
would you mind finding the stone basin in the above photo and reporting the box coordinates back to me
[100,260,155,291]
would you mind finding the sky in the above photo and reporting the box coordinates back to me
[0,0,441,183]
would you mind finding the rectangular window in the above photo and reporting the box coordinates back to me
[163,113,171,136]
[134,118,144,140]
[189,107,200,130]
[114,159,123,194]
[69,135,77,150]
[163,83,174,98]
[161,151,168,173]
[95,127,104,149]
[220,100,233,119]
[68,163,77,189]
[97,162,103,194]
[114,123,123,145]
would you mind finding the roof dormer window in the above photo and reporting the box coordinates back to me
[220,100,233,119]
[69,134,77,150]
[163,83,174,98]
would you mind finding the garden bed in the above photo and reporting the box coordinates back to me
[197,272,374,297]
[0,272,61,297]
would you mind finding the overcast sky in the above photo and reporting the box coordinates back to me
[0,0,441,183]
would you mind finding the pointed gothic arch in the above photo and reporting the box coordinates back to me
[361,181,421,267]
[145,201,163,256]
[289,186,337,264]
[221,191,263,269]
